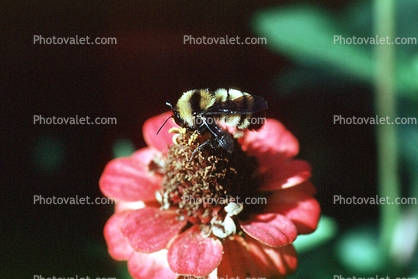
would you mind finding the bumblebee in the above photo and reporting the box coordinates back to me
[157,88,268,155]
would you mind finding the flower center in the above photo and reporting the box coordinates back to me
[156,129,261,239]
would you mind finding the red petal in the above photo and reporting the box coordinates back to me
[265,190,321,234]
[121,207,187,253]
[217,236,264,278]
[255,150,288,173]
[259,159,311,191]
[240,119,299,158]
[167,225,223,276]
[288,180,317,196]
[240,213,297,247]
[99,148,162,202]
[104,211,135,260]
[143,111,177,152]
[128,250,178,279]
[247,236,298,278]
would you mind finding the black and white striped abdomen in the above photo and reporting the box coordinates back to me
[214,88,262,129]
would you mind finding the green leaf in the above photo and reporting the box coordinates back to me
[252,4,418,100]
[335,225,384,273]
[293,215,338,253]
[112,138,135,158]
[252,6,373,82]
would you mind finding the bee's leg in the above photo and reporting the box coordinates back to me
[197,118,234,153]
[189,140,211,161]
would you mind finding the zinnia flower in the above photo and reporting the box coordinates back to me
[99,111,320,279]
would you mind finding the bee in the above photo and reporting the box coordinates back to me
[157,88,268,156]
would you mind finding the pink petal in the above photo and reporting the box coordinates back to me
[247,236,298,278]
[167,225,223,276]
[177,271,218,279]
[217,236,264,278]
[99,148,162,202]
[115,200,145,213]
[143,111,177,152]
[259,159,311,191]
[128,250,178,279]
[240,119,299,158]
[130,147,158,164]
[104,211,135,260]
[240,213,297,247]
[265,190,321,234]
[121,207,187,253]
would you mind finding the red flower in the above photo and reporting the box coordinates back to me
[100,112,320,279]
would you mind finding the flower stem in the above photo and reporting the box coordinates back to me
[373,0,401,262]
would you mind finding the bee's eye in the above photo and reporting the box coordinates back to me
[173,111,180,120]
[172,111,185,126]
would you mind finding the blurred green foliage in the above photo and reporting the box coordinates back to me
[33,135,65,172]
[253,1,418,278]
[112,138,135,158]
[252,1,418,100]
[293,215,337,254]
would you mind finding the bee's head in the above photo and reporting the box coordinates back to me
[167,102,187,127]
[156,102,184,135]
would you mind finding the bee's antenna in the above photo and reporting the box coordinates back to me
[156,103,174,135]
[156,115,173,135]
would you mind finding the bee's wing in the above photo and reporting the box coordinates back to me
[202,95,268,116]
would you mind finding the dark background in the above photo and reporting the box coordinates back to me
[3,1,377,278]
